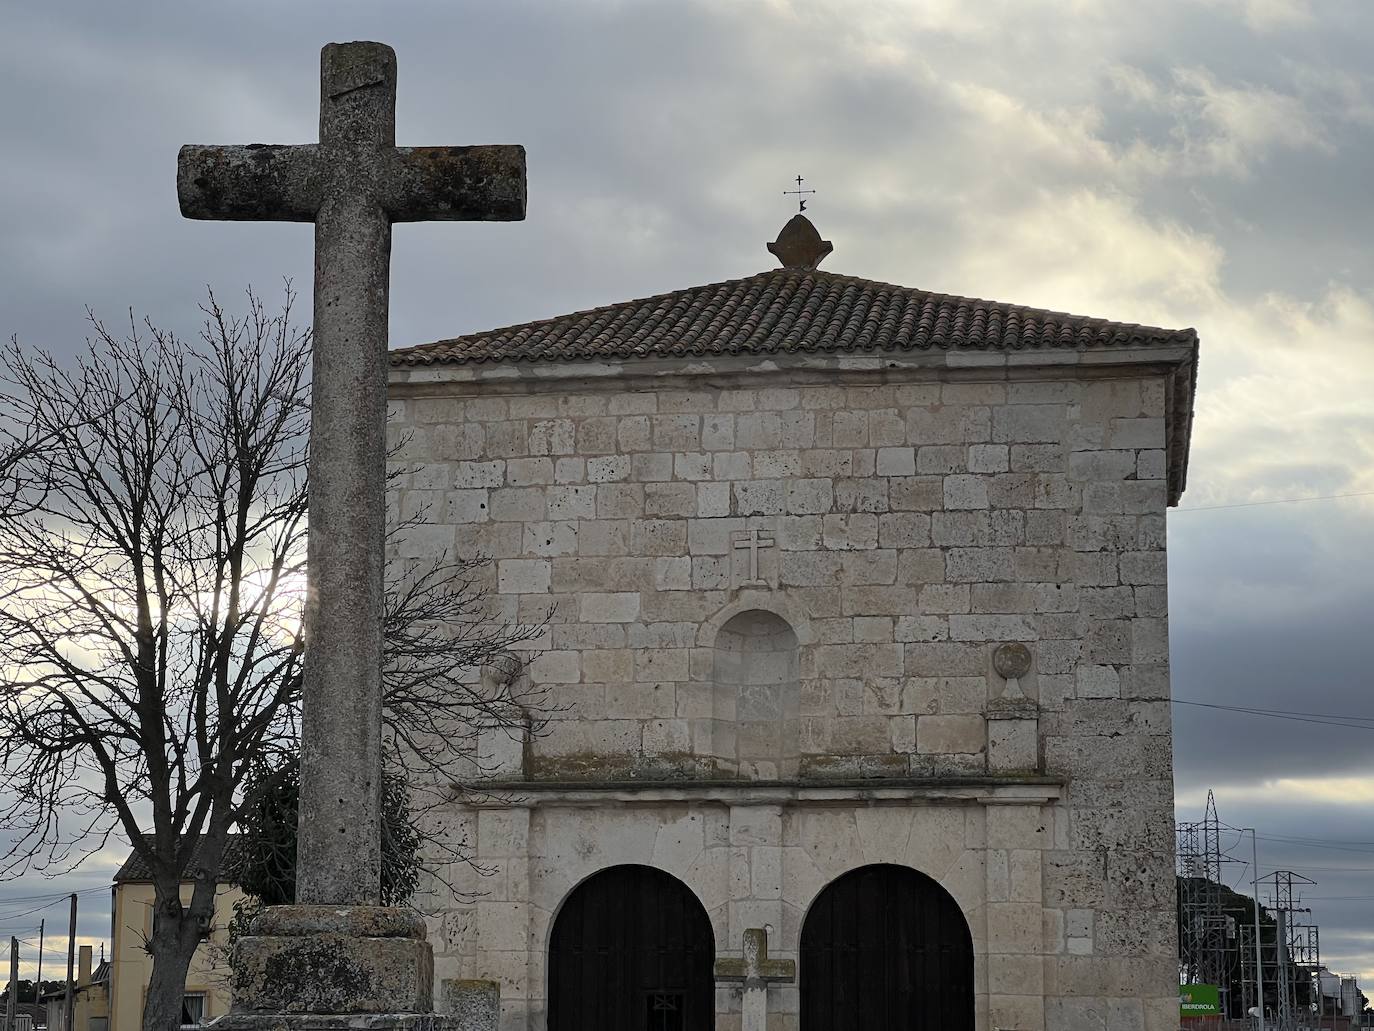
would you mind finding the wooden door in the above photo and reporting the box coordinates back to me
[548,865,715,1031]
[801,863,975,1030]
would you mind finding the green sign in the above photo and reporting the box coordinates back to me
[1180,984,1222,1017]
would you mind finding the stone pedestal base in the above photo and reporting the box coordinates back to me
[232,907,434,1015]
[224,906,499,1031]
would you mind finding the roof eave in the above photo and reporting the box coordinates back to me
[1166,347,1199,508]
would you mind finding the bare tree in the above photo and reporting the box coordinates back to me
[0,288,544,1031]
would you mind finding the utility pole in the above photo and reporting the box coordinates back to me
[63,894,76,1031]
[6,936,18,1031]
[33,921,43,1006]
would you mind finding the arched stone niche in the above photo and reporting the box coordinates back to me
[711,609,800,779]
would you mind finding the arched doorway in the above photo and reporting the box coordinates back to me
[548,865,715,1031]
[800,863,974,1031]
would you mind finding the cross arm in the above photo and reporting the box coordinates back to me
[382,145,526,222]
[178,144,323,221]
[714,928,796,985]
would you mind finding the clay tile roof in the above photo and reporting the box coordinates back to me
[112,834,242,884]
[390,267,1198,367]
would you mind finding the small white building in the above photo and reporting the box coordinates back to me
[388,216,1198,1031]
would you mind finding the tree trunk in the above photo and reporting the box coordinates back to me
[140,899,204,1031]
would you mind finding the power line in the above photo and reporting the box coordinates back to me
[0,888,106,925]
[1174,489,1374,513]
[1172,699,1374,729]
[0,886,106,908]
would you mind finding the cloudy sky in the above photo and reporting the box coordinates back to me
[3,0,1373,987]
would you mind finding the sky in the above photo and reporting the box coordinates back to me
[2,0,1373,989]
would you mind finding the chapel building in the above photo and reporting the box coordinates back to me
[387,215,1197,1031]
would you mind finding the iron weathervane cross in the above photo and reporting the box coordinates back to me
[783,174,815,212]
[177,41,526,908]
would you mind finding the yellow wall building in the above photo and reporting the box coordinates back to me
[41,945,110,1031]
[109,841,246,1031]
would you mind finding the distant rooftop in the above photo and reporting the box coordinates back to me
[113,834,243,884]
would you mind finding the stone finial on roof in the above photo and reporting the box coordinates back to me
[767,214,833,270]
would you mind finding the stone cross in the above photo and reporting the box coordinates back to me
[714,928,795,1031]
[732,528,775,586]
[177,42,525,908]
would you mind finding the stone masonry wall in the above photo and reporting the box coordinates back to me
[388,361,1180,1031]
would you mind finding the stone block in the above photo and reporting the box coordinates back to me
[644,482,696,517]
[916,445,965,475]
[943,474,989,510]
[698,482,732,517]
[1108,417,1164,449]
[519,652,580,690]
[485,421,528,458]
[693,555,731,589]
[946,547,1014,582]
[631,452,673,481]
[701,413,735,450]
[894,615,949,643]
[785,479,834,514]
[521,521,578,557]
[1119,551,1167,585]
[578,592,640,623]
[993,404,1065,443]
[444,979,501,1031]
[907,405,991,444]
[916,714,986,754]
[631,518,687,555]
[754,449,801,478]
[529,418,575,456]
[1136,449,1166,480]
[654,556,691,590]
[780,410,817,447]
[949,614,1037,642]
[587,454,630,482]
[821,513,878,550]
[734,480,786,515]
[456,460,505,489]
[497,559,549,594]
[488,487,545,522]
[877,512,930,548]
[505,457,553,486]
[546,484,595,520]
[967,443,1009,473]
[1068,449,1136,482]
[988,715,1039,772]
[876,446,916,476]
[713,451,752,480]
[596,483,644,519]
[675,452,712,480]
[444,490,489,524]
[737,412,783,449]
[834,477,890,512]
[918,583,970,613]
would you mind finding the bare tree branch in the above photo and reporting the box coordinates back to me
[0,286,545,1031]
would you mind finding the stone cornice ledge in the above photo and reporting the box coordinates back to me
[454,776,1065,808]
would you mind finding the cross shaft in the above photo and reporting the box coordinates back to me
[177,41,525,908]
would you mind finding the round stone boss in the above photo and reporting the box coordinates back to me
[992,642,1033,680]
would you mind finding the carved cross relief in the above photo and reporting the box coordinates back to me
[731,528,777,588]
